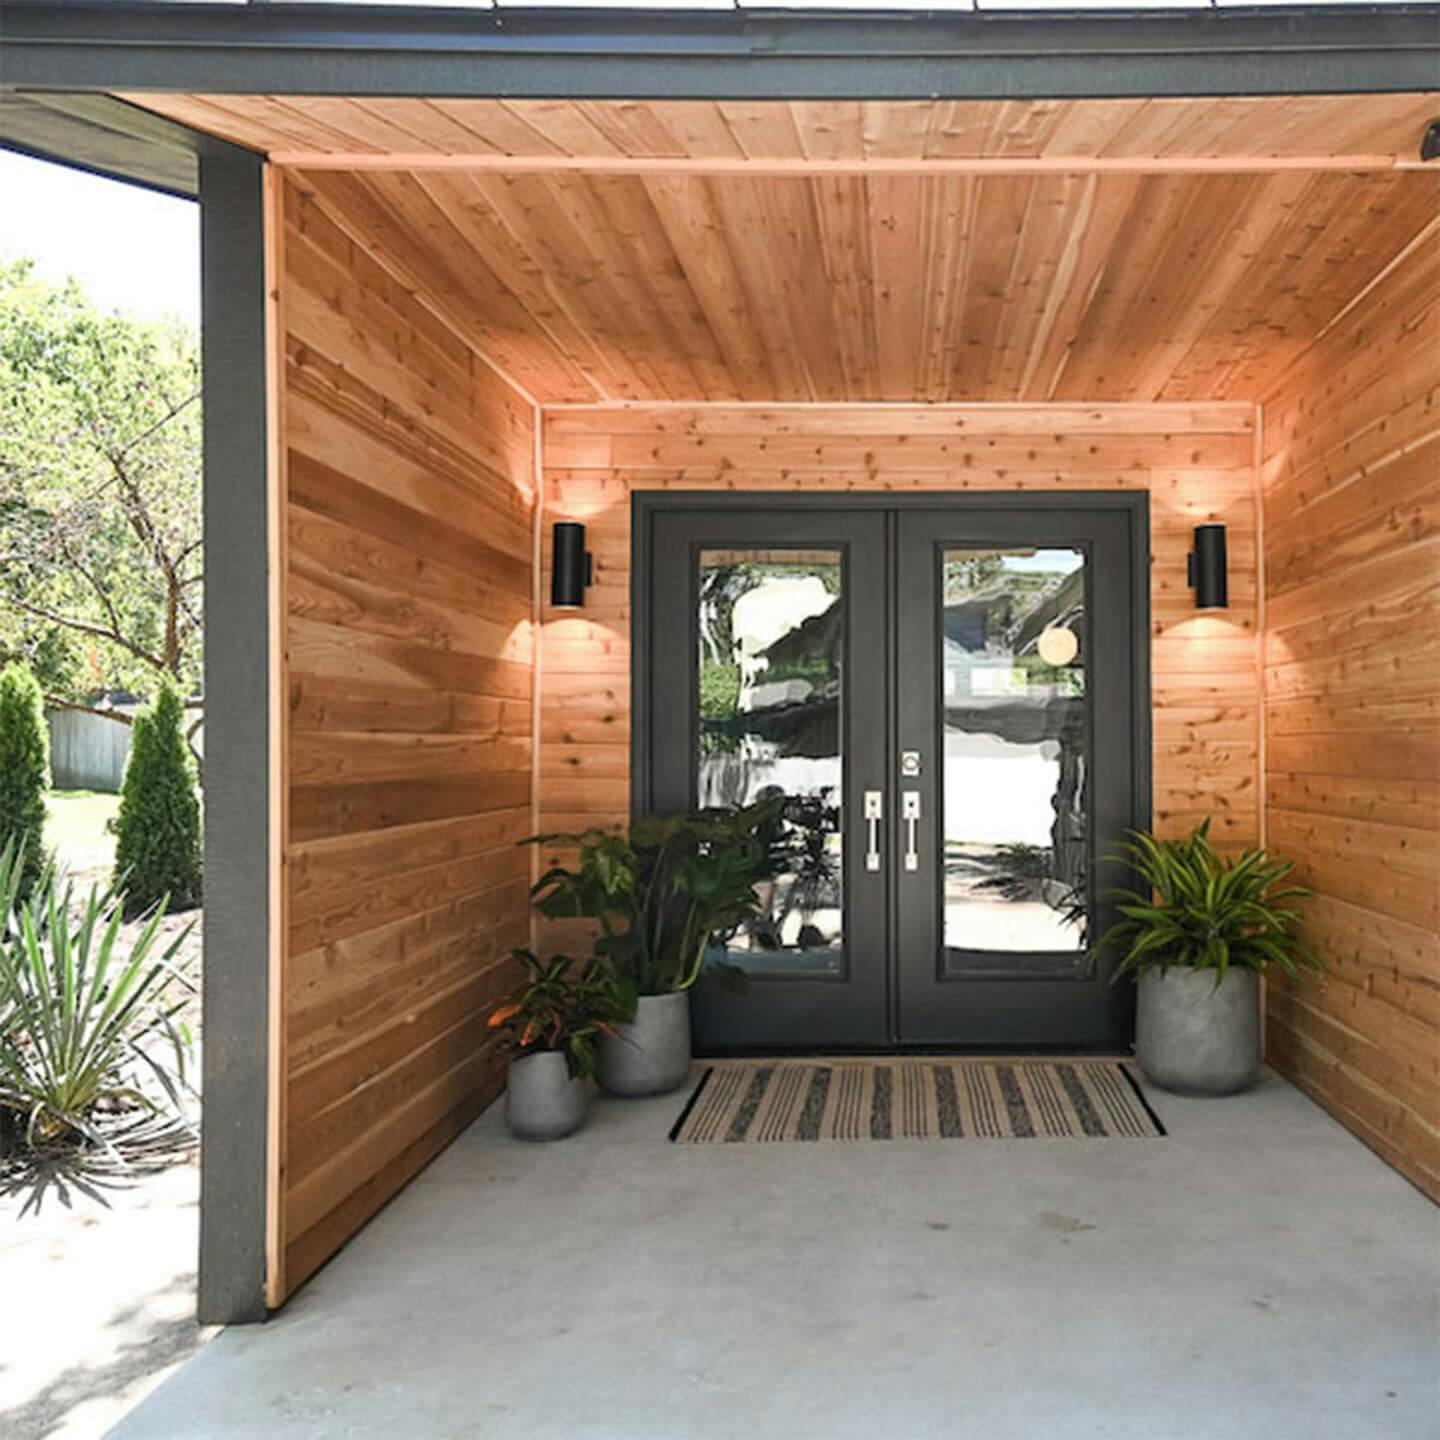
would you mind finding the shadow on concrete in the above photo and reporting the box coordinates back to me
[0,1272,204,1440]
[0,1116,195,1218]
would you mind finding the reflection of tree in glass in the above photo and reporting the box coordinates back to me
[945,551,1083,661]
[699,561,840,669]
[943,550,1089,954]
[698,660,741,755]
[943,553,1006,604]
[698,559,844,957]
[699,560,841,757]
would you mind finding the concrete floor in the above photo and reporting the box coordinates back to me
[110,1068,1438,1440]
[2,1159,211,1440]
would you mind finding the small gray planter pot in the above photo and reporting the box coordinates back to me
[1136,966,1261,1096]
[599,991,692,1097]
[504,1051,589,1141]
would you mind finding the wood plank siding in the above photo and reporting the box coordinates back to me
[1260,233,1440,1201]
[149,88,1433,1306]
[278,172,537,1298]
[535,404,1263,942]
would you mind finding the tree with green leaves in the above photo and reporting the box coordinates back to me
[113,677,202,914]
[0,257,203,766]
[0,660,52,898]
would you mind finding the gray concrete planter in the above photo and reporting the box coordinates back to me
[1136,966,1261,1096]
[504,1051,589,1141]
[599,991,692,1097]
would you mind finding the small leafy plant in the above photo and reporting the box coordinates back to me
[0,838,194,1152]
[1091,822,1318,986]
[487,951,627,1080]
[528,801,781,996]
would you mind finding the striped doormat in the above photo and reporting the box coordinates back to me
[670,1058,1164,1144]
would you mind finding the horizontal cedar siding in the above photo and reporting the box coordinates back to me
[279,173,536,1299]
[1260,234,1440,1201]
[536,402,1262,947]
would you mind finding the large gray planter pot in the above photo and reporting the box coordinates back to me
[1136,966,1261,1096]
[504,1051,589,1140]
[600,991,692,1097]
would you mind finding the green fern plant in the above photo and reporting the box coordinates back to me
[528,800,782,997]
[1091,822,1318,987]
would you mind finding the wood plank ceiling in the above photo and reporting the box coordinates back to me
[125,94,1440,164]
[277,164,1439,404]
[125,94,1440,403]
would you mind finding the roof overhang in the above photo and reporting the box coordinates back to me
[0,92,206,197]
[2,3,1438,101]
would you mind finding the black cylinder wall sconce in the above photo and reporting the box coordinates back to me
[551,521,593,608]
[1188,523,1229,609]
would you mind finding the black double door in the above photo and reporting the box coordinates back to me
[637,494,1149,1053]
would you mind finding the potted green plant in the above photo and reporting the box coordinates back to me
[1092,822,1318,1095]
[529,801,778,1097]
[487,951,624,1140]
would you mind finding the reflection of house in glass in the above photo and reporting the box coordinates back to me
[942,551,1088,961]
[697,555,844,976]
[695,547,1090,972]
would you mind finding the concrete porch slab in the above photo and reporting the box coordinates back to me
[110,1068,1438,1440]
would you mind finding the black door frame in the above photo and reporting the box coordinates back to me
[643,505,891,1050]
[893,502,1148,1049]
[632,489,1152,1052]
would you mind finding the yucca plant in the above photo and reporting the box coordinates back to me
[0,837,195,1152]
[1091,822,1318,986]
[487,951,627,1080]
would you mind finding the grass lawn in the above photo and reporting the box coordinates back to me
[45,788,120,880]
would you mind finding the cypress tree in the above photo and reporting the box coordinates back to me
[113,677,202,913]
[0,661,51,898]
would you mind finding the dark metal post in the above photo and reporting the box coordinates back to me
[198,141,272,1326]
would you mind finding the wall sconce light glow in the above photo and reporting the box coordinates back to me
[1187,523,1229,609]
[1037,626,1080,667]
[551,521,593,609]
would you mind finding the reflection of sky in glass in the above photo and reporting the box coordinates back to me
[999,550,1081,575]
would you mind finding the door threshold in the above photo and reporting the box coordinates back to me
[696,1044,1136,1059]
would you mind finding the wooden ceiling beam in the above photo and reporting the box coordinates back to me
[266,151,1436,177]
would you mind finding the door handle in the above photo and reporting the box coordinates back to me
[902,791,921,871]
[864,790,883,872]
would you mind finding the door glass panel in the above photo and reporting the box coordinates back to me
[940,547,1088,968]
[696,549,844,978]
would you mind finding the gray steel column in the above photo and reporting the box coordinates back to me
[198,141,272,1326]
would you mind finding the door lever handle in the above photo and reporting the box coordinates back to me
[864,790,883,872]
[902,790,921,872]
